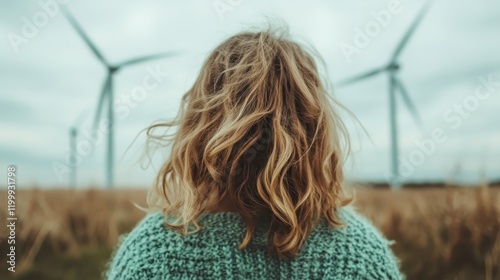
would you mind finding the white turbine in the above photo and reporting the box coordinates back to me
[62,6,177,188]
[338,1,433,188]
[69,111,87,188]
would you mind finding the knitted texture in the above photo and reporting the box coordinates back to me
[105,207,403,279]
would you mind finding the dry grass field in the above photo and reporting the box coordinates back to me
[1,186,499,280]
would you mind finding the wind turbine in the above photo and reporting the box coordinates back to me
[69,111,87,188]
[338,1,433,188]
[61,6,176,188]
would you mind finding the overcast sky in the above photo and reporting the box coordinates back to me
[1,0,499,188]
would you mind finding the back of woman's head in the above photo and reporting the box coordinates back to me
[146,28,352,259]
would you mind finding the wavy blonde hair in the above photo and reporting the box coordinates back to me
[145,28,352,259]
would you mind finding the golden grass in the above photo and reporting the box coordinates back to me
[0,189,146,272]
[353,186,500,280]
[0,186,499,279]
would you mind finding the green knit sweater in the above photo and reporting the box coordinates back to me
[105,207,403,279]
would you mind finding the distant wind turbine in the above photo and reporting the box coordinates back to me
[61,6,177,188]
[338,1,433,188]
[69,111,87,188]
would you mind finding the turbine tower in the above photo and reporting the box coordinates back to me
[338,1,433,188]
[69,111,87,188]
[62,6,176,188]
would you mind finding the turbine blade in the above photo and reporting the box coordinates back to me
[395,79,423,128]
[116,51,178,68]
[93,76,111,130]
[391,0,433,61]
[61,6,107,65]
[337,67,386,87]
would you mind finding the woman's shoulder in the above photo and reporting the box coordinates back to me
[105,211,179,279]
[116,211,180,244]
[329,206,393,244]
[309,206,404,279]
